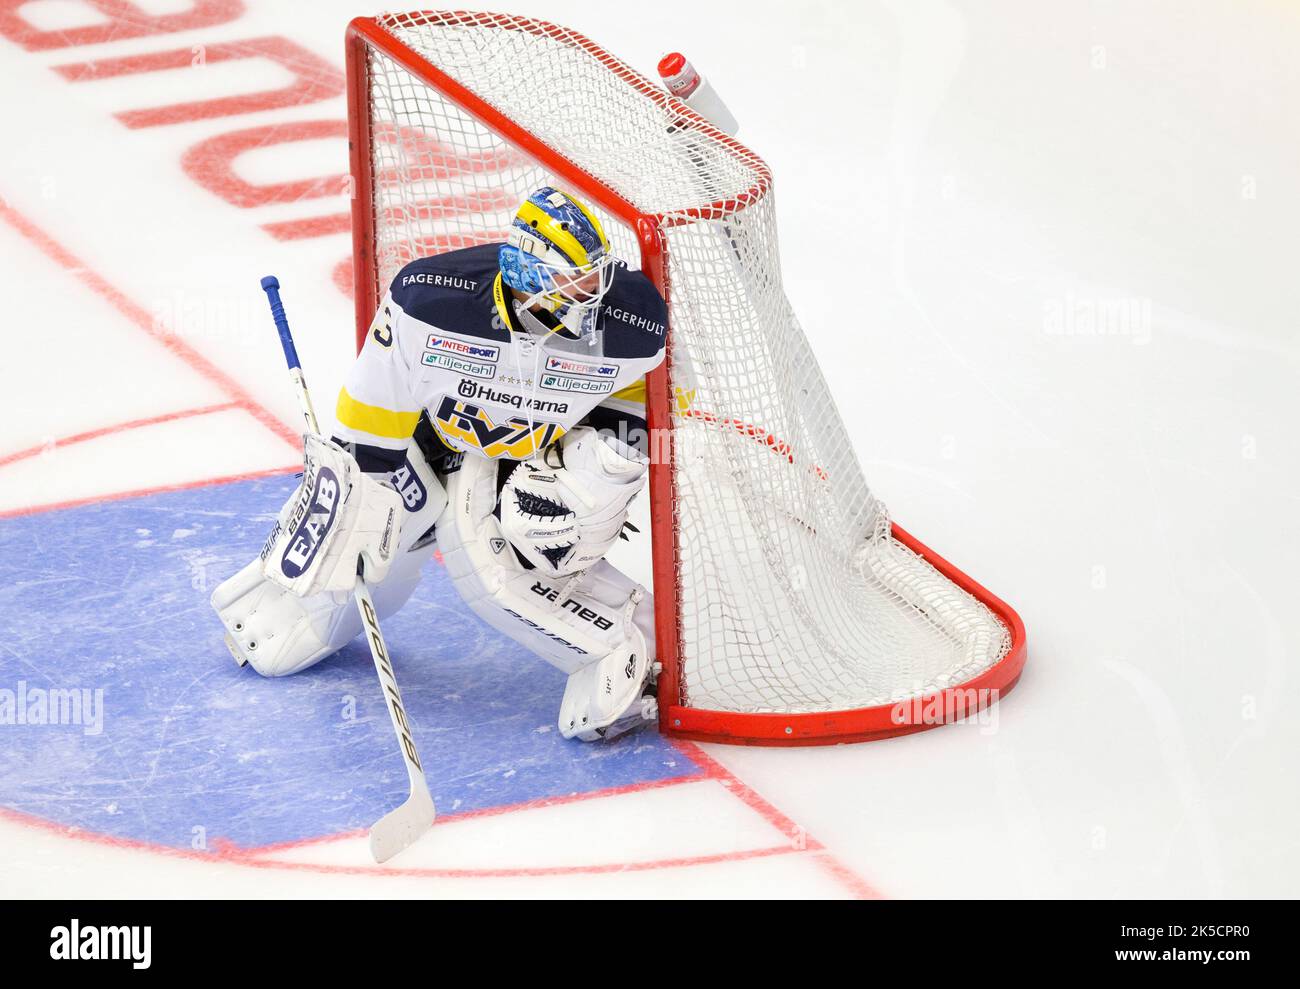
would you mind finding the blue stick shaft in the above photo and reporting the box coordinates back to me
[260,275,301,370]
[259,275,320,435]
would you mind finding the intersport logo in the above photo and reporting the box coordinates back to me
[545,355,618,378]
[426,335,499,362]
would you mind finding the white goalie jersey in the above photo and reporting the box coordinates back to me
[213,243,669,742]
[333,244,667,468]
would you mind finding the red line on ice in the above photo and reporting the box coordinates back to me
[239,740,879,896]
[0,784,807,883]
[246,843,805,880]
[243,771,712,856]
[0,199,300,453]
[0,465,301,520]
[672,741,881,899]
[0,402,241,469]
[0,751,876,894]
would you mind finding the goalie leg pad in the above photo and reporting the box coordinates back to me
[438,454,657,739]
[558,623,654,741]
[212,439,447,677]
[261,434,406,596]
[211,559,357,677]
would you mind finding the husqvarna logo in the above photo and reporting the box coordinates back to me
[455,380,570,415]
[281,467,340,578]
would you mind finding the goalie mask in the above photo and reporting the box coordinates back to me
[499,186,616,339]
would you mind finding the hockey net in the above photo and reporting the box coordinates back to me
[346,10,1026,744]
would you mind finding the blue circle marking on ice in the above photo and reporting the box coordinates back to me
[0,475,694,850]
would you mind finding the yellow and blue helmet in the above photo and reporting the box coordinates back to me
[499,187,616,334]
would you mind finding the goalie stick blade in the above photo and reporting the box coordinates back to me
[368,782,436,864]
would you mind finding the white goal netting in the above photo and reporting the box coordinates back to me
[358,11,1012,721]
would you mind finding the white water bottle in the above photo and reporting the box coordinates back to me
[657,52,740,137]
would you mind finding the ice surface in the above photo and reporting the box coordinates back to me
[0,0,1296,897]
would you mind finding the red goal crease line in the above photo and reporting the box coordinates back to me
[234,740,877,897]
[0,801,798,884]
[0,746,879,896]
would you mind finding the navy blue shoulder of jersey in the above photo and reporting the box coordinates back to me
[388,244,507,343]
[597,266,668,360]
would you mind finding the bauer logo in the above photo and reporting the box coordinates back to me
[281,467,340,578]
[545,355,619,379]
[503,608,587,656]
[422,350,495,378]
[258,520,281,563]
[540,372,615,395]
[426,335,500,362]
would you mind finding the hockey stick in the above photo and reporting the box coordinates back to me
[260,275,436,864]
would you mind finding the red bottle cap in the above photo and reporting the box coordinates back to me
[657,51,700,98]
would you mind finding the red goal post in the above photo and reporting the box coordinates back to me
[345,11,1027,746]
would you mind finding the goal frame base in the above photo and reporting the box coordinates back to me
[660,523,1027,746]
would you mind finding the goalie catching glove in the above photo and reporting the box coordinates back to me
[498,426,648,578]
[261,434,404,596]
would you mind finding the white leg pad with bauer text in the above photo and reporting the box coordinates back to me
[437,454,656,739]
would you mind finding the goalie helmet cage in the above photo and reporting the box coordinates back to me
[345,11,1027,746]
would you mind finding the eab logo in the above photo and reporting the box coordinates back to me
[545,355,618,379]
[389,458,427,512]
[281,466,340,578]
[540,373,614,395]
[433,396,567,459]
[422,350,494,378]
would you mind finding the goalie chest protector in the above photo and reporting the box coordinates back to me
[374,244,666,461]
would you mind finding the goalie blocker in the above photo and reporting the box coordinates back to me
[211,426,656,741]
